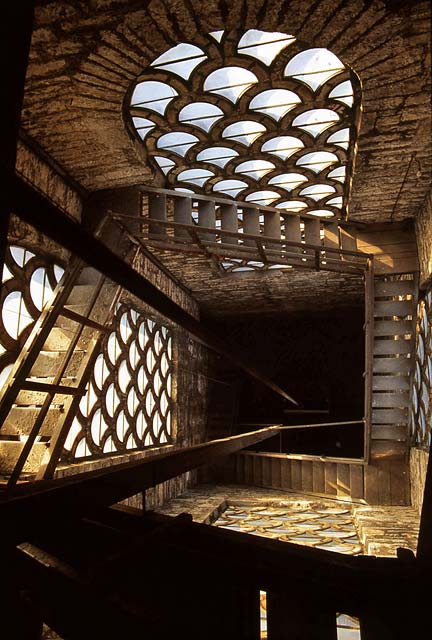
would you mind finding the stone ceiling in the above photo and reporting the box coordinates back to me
[23,0,431,226]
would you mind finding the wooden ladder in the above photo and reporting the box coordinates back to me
[0,224,132,486]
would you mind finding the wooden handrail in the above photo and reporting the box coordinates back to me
[112,213,372,260]
[0,426,280,544]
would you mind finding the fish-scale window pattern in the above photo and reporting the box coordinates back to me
[0,244,64,390]
[63,304,173,461]
[128,30,360,219]
[410,291,432,449]
[213,502,362,638]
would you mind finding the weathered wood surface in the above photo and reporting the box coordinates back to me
[0,426,280,544]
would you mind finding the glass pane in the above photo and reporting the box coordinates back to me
[151,43,207,79]
[261,136,304,160]
[249,89,301,121]
[284,48,345,91]
[197,147,239,168]
[293,109,339,137]
[204,66,258,103]
[130,81,178,114]
[268,173,308,191]
[238,29,295,65]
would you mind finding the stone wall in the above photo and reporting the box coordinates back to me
[410,447,429,514]
[416,190,432,288]
[15,139,82,222]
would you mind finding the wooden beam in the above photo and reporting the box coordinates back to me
[7,171,298,406]
[0,426,280,544]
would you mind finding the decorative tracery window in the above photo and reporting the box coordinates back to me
[63,303,173,461]
[410,291,432,449]
[127,29,360,220]
[0,244,64,389]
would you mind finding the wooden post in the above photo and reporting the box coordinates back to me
[220,203,238,245]
[173,196,192,238]
[243,207,260,247]
[148,192,167,237]
[284,214,302,263]
[198,200,215,241]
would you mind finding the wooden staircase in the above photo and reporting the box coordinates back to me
[215,274,417,505]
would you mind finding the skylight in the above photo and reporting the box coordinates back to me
[127,30,359,219]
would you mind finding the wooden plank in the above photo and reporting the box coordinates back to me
[284,215,301,254]
[371,425,407,441]
[303,219,321,256]
[291,460,302,491]
[323,222,339,250]
[370,440,407,457]
[373,300,413,317]
[372,357,412,374]
[374,320,414,336]
[244,454,254,486]
[271,457,282,489]
[280,458,292,490]
[253,455,263,486]
[312,461,325,494]
[388,457,409,506]
[340,227,357,253]
[235,453,245,484]
[364,463,380,505]
[372,408,408,424]
[372,375,410,391]
[373,338,413,355]
[264,210,281,240]
[374,280,414,297]
[324,463,338,496]
[350,465,364,500]
[262,456,272,487]
[337,464,351,498]
[148,192,167,236]
[372,391,410,408]
[219,203,238,245]
[373,255,419,276]
[301,460,313,493]
[243,207,260,247]
[377,460,392,505]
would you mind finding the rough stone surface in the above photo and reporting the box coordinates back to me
[156,483,421,557]
[353,503,420,556]
[410,446,429,514]
[15,139,82,221]
[415,190,432,287]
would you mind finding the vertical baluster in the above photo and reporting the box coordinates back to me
[303,218,321,267]
[174,196,192,239]
[220,203,238,245]
[148,192,167,237]
[323,221,340,264]
[264,210,281,261]
[198,200,216,242]
[284,214,302,264]
[243,206,260,247]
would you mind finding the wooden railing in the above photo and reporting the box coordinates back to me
[109,186,371,276]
